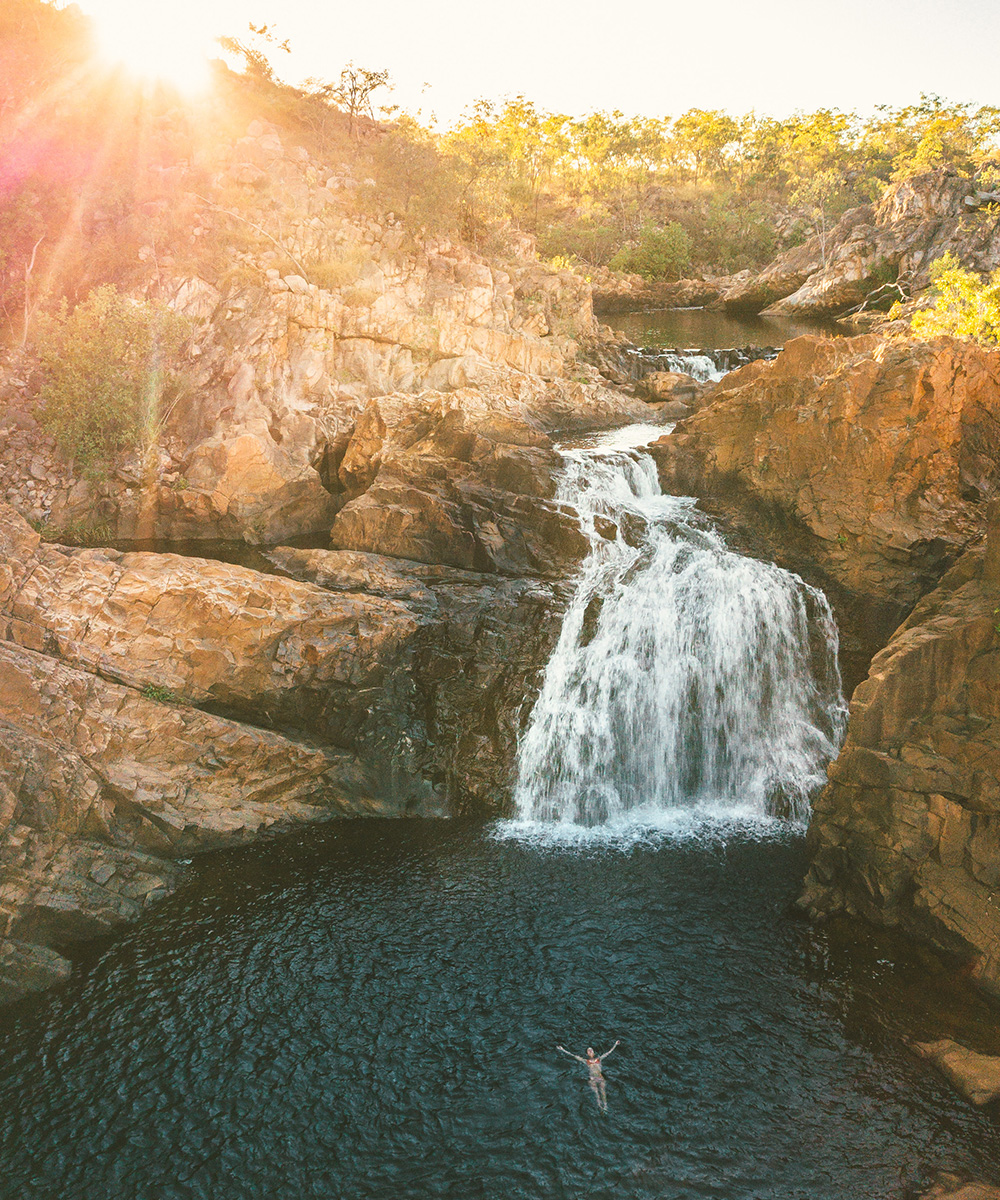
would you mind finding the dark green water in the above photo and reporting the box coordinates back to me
[0,818,998,1200]
[605,308,842,349]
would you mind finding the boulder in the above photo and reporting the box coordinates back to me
[910,1039,1000,1106]
[637,370,708,406]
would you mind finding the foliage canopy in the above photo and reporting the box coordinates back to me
[910,254,1000,345]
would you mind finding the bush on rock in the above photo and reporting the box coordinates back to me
[32,285,190,475]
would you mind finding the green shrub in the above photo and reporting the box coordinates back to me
[140,683,184,705]
[32,286,190,475]
[609,222,693,281]
[910,253,1000,345]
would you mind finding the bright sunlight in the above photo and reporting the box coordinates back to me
[84,0,215,91]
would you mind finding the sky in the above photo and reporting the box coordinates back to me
[75,0,1000,126]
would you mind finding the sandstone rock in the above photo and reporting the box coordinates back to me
[338,399,386,493]
[921,1173,1000,1200]
[638,370,706,405]
[910,1039,1000,1105]
[721,170,1000,319]
[649,400,694,422]
[0,490,577,997]
[651,334,1000,685]
[800,508,1000,994]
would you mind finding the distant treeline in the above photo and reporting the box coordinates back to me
[3,0,1000,344]
[433,95,1000,276]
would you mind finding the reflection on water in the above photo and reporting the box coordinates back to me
[606,307,844,349]
[0,820,998,1200]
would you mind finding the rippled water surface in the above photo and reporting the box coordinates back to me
[1,819,999,1200]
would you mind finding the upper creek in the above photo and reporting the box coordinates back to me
[1,416,997,1200]
[604,306,844,349]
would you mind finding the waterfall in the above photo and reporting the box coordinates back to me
[603,345,779,386]
[511,425,847,830]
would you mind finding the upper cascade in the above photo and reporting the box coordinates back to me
[512,426,847,829]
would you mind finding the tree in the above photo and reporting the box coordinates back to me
[609,222,692,280]
[910,253,1000,345]
[33,286,190,474]
[326,64,392,138]
[217,23,290,82]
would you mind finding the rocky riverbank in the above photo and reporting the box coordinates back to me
[651,333,1000,691]
[650,330,1000,1011]
[716,169,1000,320]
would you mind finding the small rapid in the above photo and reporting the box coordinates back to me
[511,425,847,831]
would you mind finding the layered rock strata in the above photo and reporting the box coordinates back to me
[651,334,1000,689]
[0,488,580,999]
[720,170,1000,319]
[800,513,1000,996]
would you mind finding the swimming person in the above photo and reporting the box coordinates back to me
[557,1040,620,1111]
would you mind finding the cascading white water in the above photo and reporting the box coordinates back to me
[512,424,847,830]
[655,352,725,382]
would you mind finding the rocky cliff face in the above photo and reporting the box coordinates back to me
[651,334,1000,688]
[800,510,1000,997]
[719,170,1000,319]
[0,114,660,1000]
[1,118,616,546]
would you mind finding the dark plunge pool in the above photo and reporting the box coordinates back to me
[1,818,998,1200]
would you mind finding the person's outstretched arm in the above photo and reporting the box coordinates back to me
[556,1045,587,1063]
[598,1040,620,1061]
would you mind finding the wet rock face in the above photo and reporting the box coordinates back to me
[800,516,1000,996]
[920,1174,1000,1200]
[650,334,1000,687]
[720,169,1000,319]
[910,1039,1000,1107]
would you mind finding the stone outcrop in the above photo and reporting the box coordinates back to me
[651,334,1000,687]
[800,515,1000,995]
[1,118,619,545]
[720,171,1000,319]
[910,1039,1000,1106]
[0,373,595,1001]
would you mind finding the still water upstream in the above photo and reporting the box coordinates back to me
[0,426,998,1199]
[604,308,843,349]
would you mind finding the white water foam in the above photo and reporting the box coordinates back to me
[503,424,847,842]
[657,352,726,383]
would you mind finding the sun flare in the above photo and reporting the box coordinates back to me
[85,0,215,92]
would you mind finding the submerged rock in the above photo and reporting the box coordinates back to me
[910,1039,1000,1106]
